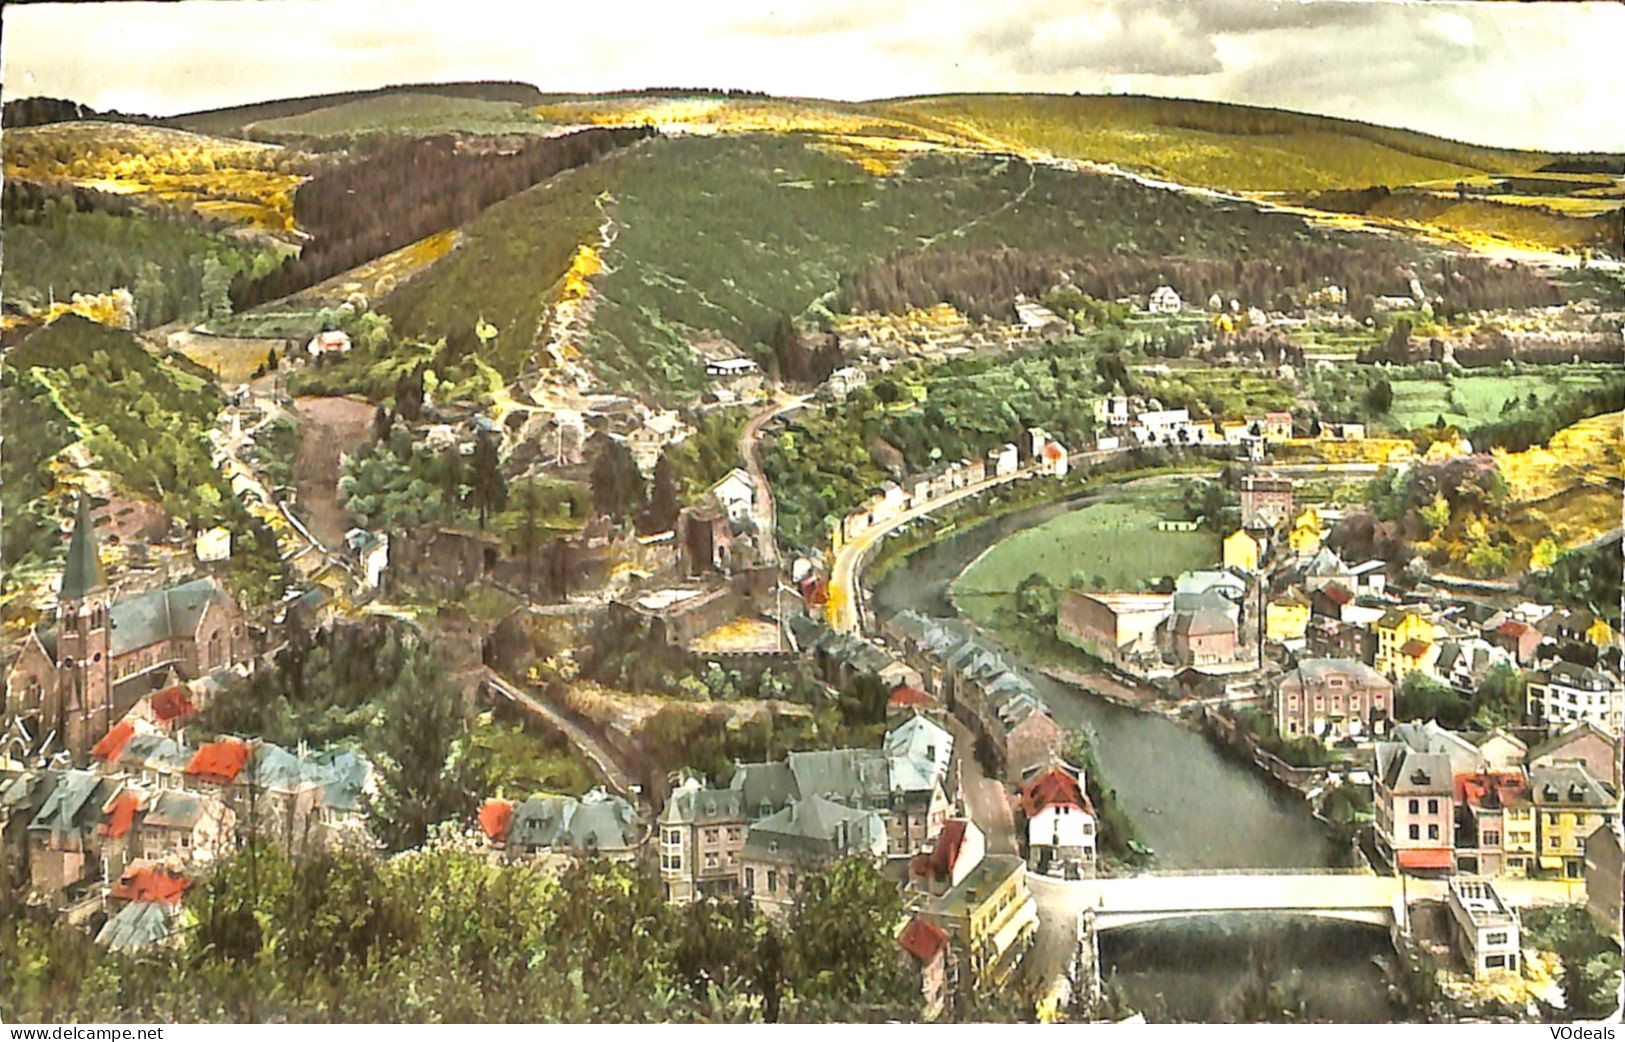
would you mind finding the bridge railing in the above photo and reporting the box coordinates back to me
[1102,867,1380,879]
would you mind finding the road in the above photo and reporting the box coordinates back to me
[482,668,644,809]
[738,392,809,567]
[946,714,1017,855]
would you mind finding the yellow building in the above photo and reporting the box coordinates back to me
[918,848,1040,990]
[1531,763,1619,878]
[1288,507,1323,555]
[1586,616,1615,648]
[1374,609,1442,683]
[1502,804,1537,877]
[1223,529,1260,573]
[1265,589,1311,644]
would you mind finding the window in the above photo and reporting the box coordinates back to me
[1550,836,1560,849]
[1484,832,1500,846]
[1486,932,1508,945]
[1409,799,1420,815]
[1427,799,1439,815]
[727,827,742,842]
[704,828,718,844]
[666,829,681,846]
[767,870,778,893]
[1428,824,1439,840]
[704,852,718,870]
[1409,824,1420,840]
[1486,954,1505,969]
[745,867,755,891]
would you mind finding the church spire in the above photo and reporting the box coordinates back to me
[59,495,107,601]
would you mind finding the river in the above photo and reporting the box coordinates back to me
[871,492,1396,1021]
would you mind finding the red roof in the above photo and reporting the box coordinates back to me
[1497,619,1534,638]
[1021,767,1085,818]
[889,684,934,708]
[1396,848,1454,871]
[799,575,828,608]
[1401,639,1431,659]
[150,685,196,724]
[898,916,950,963]
[1042,441,1065,460]
[111,864,190,905]
[914,820,968,882]
[91,720,136,763]
[100,792,143,838]
[1321,584,1354,606]
[479,798,513,842]
[1455,771,1529,808]
[185,739,252,784]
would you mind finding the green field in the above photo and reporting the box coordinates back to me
[953,488,1221,604]
[245,93,553,143]
[1383,371,1613,430]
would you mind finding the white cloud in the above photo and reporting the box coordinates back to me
[1,0,1621,151]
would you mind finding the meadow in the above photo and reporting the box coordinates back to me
[952,487,1221,602]
[244,93,554,144]
[1383,371,1614,430]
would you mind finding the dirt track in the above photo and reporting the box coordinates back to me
[291,396,373,547]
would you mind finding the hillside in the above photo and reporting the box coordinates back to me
[166,81,547,139]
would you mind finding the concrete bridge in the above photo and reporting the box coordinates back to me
[1049,870,1415,931]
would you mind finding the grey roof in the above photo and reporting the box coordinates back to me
[119,733,193,773]
[787,748,891,808]
[661,781,744,825]
[887,610,933,645]
[142,790,206,830]
[742,793,887,864]
[109,578,229,657]
[1390,720,1483,775]
[1304,546,1349,576]
[508,790,638,852]
[730,760,798,816]
[27,770,110,835]
[1376,746,1453,795]
[1175,570,1246,596]
[1174,607,1235,637]
[1173,589,1240,618]
[1530,762,1615,809]
[60,496,107,601]
[884,715,952,793]
[309,749,370,812]
[1289,658,1390,687]
[96,901,175,954]
[1547,661,1617,690]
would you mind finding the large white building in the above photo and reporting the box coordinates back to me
[1526,662,1624,737]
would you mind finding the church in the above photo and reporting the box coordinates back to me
[4,498,250,761]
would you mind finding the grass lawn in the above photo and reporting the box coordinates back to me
[1383,371,1610,431]
[953,487,1221,603]
[471,713,595,799]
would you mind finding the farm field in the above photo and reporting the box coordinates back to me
[952,487,1220,606]
[1383,371,1614,431]
[244,93,555,143]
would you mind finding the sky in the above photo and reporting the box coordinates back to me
[3,0,1623,152]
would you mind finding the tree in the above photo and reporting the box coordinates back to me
[508,480,546,593]
[788,858,914,1017]
[1366,377,1394,414]
[1397,672,1468,727]
[468,431,507,530]
[647,453,680,533]
[200,255,233,323]
[366,646,484,852]
[1472,663,1526,728]
[372,406,393,444]
[590,436,645,520]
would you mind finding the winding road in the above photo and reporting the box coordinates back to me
[738,392,809,567]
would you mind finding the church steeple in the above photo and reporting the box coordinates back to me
[59,495,107,602]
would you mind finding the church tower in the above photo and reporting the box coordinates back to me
[56,496,112,757]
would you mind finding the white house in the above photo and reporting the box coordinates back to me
[705,357,760,378]
[1132,409,1194,446]
[828,367,868,401]
[305,330,352,358]
[345,529,390,589]
[1040,441,1069,479]
[1526,663,1624,736]
[710,468,756,525]
[1446,877,1520,977]
[1148,286,1182,314]
[1026,803,1096,879]
[988,443,1020,478]
[195,526,232,563]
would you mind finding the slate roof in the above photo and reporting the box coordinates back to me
[27,770,110,836]
[96,901,176,954]
[742,793,887,864]
[885,715,953,794]
[787,748,891,808]
[1530,762,1615,809]
[59,496,107,601]
[507,790,639,853]
[109,578,228,657]
[1288,658,1390,687]
[142,790,207,830]
[661,780,744,825]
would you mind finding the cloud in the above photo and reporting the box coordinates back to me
[1,0,1621,151]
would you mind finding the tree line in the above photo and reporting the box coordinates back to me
[228,126,652,311]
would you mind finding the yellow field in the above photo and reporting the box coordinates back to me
[2,120,306,233]
[1494,412,1624,502]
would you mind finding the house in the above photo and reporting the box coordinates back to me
[1583,825,1623,939]
[195,526,232,563]
[1275,658,1394,742]
[1148,285,1182,313]
[1526,662,1623,736]
[1374,609,1444,683]
[4,499,250,760]
[657,778,747,903]
[898,916,952,1020]
[1169,605,1238,667]
[1445,877,1521,977]
[1132,409,1194,446]
[1238,474,1294,528]
[25,768,123,905]
[485,789,641,862]
[910,819,1039,989]
[1530,762,1618,879]
[1437,639,1512,697]
[1040,440,1069,479]
[343,529,390,589]
[1374,735,1456,874]
[1057,592,1171,664]
[705,357,760,378]
[1454,771,1534,877]
[887,683,939,718]
[742,794,887,921]
[1223,530,1261,573]
[304,330,351,358]
[1288,507,1324,556]
[988,443,1019,478]
[133,788,235,867]
[1019,766,1096,879]
[1265,590,1312,646]
[710,468,756,526]
[1470,728,1529,773]
[96,898,184,954]
[1262,412,1293,443]
[827,366,868,401]
[1485,617,1544,665]
[1528,721,1622,792]
[1002,704,1067,781]
[884,714,955,855]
